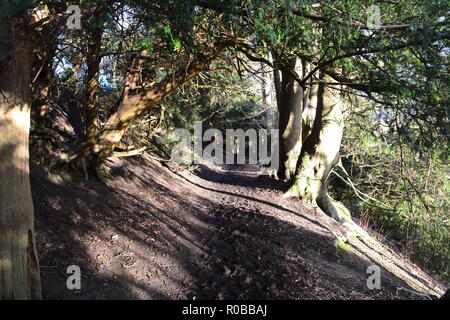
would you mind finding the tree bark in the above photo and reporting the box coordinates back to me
[0,18,42,299]
[301,62,318,142]
[277,57,303,181]
[84,9,105,144]
[285,73,348,223]
[77,46,228,168]
[260,62,275,130]
[273,66,281,107]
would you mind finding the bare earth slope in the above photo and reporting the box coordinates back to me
[31,155,446,299]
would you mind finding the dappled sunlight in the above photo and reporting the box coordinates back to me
[2,0,447,302]
[31,155,433,299]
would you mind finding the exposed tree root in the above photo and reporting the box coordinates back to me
[283,181,348,223]
[95,164,114,185]
[288,176,445,297]
[340,220,443,297]
[112,146,147,157]
[396,287,433,300]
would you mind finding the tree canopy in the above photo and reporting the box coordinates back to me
[0,0,448,299]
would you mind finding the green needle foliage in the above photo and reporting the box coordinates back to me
[333,104,449,281]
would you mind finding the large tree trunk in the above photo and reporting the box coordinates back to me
[285,73,348,223]
[0,18,42,299]
[277,57,304,181]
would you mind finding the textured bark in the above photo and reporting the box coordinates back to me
[84,10,104,144]
[273,67,281,107]
[301,62,318,142]
[277,57,303,181]
[286,73,348,222]
[0,19,42,299]
[78,46,228,167]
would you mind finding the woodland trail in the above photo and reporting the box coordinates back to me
[31,155,445,300]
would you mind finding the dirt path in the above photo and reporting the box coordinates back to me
[31,156,445,299]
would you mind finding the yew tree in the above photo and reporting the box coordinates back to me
[209,0,449,222]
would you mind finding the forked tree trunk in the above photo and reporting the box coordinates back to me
[285,73,348,222]
[0,19,42,299]
[78,46,228,168]
[277,57,303,180]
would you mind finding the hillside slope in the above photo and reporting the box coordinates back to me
[30,155,446,300]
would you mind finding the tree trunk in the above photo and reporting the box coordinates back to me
[285,73,348,223]
[84,10,104,144]
[31,40,55,128]
[277,57,303,181]
[301,62,318,142]
[77,46,228,168]
[260,62,275,130]
[273,66,281,107]
[0,18,42,299]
